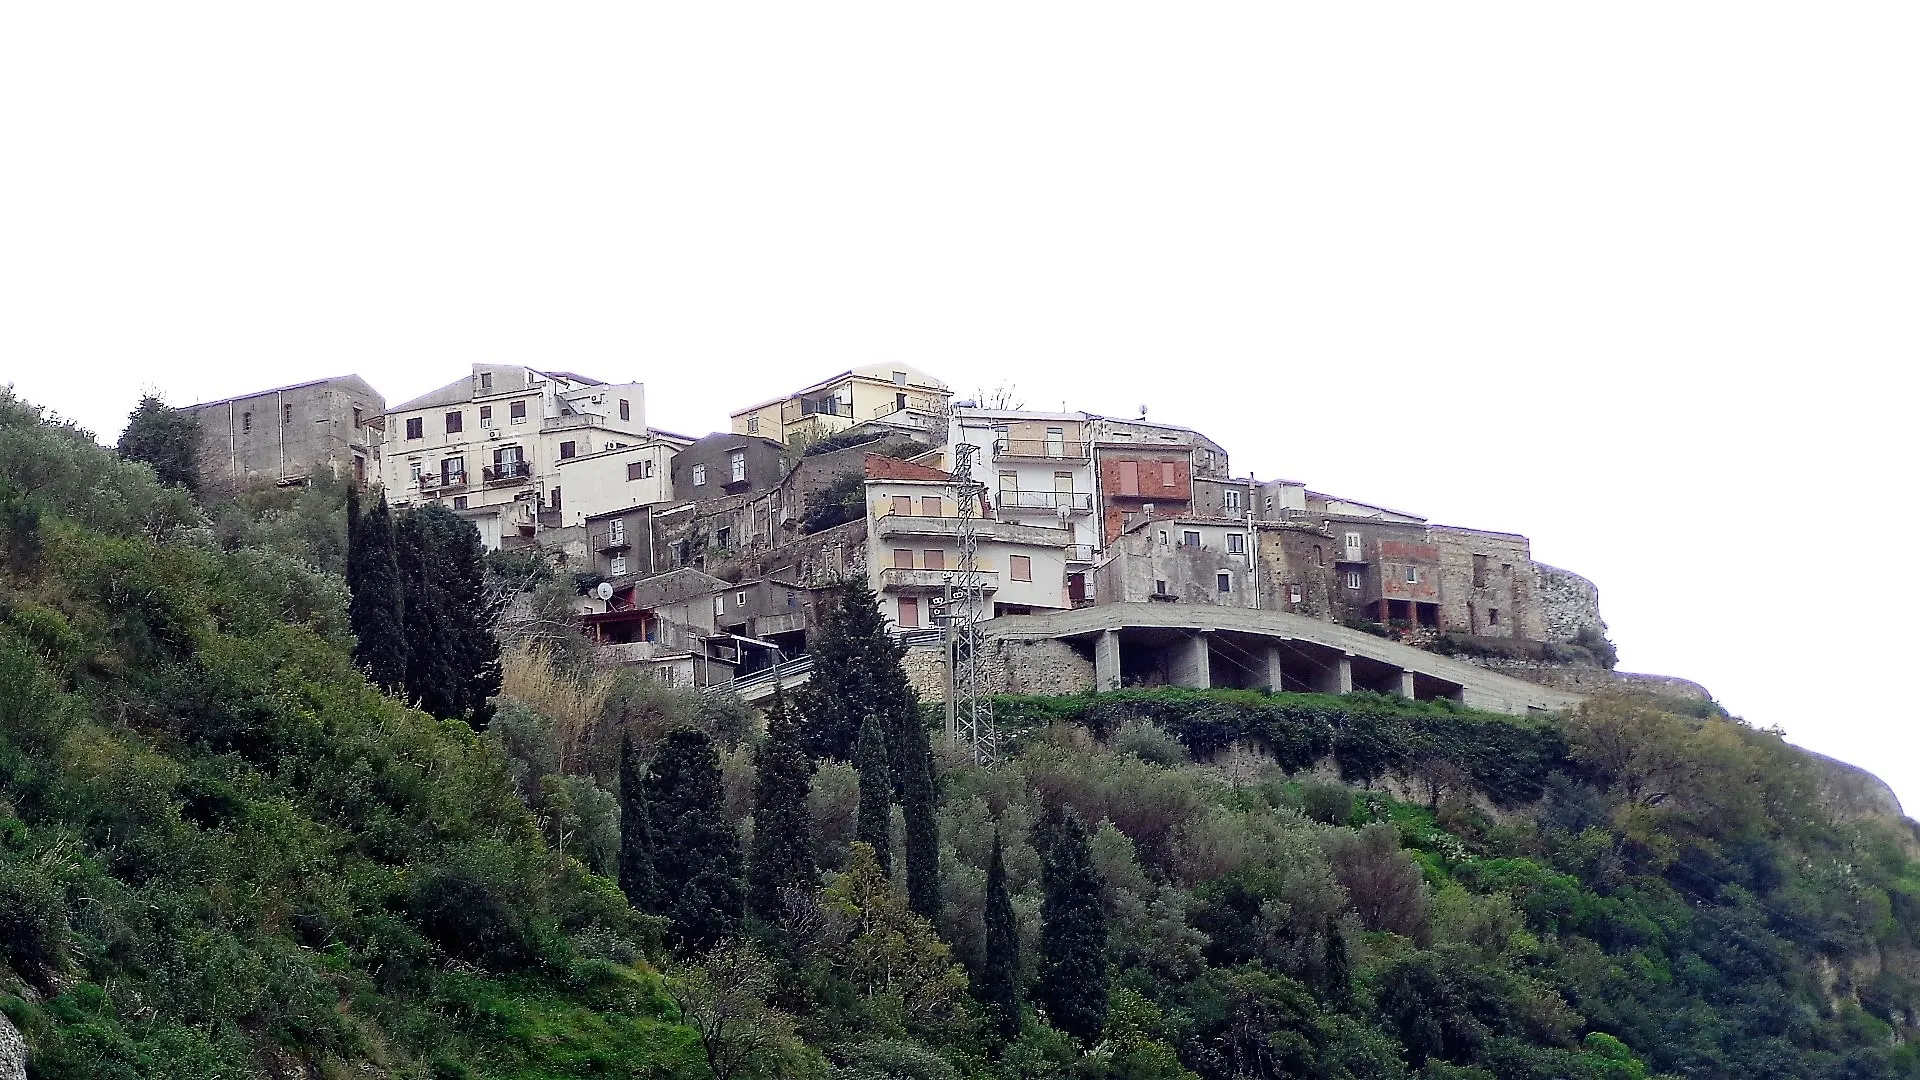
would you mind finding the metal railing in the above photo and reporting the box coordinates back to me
[994,438,1089,460]
[781,398,853,424]
[995,489,1093,512]
[419,471,467,491]
[483,461,531,483]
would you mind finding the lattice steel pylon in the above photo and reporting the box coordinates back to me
[942,442,999,767]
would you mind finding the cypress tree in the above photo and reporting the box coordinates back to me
[647,728,744,951]
[746,687,816,924]
[854,712,893,876]
[795,575,918,760]
[116,394,200,491]
[394,504,500,728]
[899,701,940,921]
[1037,807,1108,1044]
[617,731,657,913]
[979,829,1022,1040]
[347,492,409,693]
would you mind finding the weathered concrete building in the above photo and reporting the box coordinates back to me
[580,567,737,688]
[382,365,648,549]
[670,432,789,503]
[950,407,1101,604]
[549,439,682,527]
[1099,515,1259,608]
[183,375,385,493]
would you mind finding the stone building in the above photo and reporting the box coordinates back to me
[1430,526,1546,640]
[183,375,385,493]
[1099,515,1259,608]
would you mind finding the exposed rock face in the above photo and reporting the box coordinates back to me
[0,1009,26,1080]
[1800,747,1909,826]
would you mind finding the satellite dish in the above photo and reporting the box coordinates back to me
[1138,404,1148,418]
[595,582,615,601]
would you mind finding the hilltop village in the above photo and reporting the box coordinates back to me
[177,363,1636,706]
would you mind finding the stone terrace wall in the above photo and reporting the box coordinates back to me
[1535,563,1606,643]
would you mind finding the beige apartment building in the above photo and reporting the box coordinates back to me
[380,365,650,548]
[730,363,952,448]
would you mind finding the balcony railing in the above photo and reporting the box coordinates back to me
[418,471,467,491]
[995,489,1093,513]
[541,412,605,432]
[875,515,1074,546]
[872,395,938,418]
[483,461,531,484]
[994,438,1090,461]
[1063,544,1096,563]
[878,567,1000,594]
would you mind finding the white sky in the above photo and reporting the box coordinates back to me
[3,6,1915,810]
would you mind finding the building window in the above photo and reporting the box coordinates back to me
[1162,461,1178,488]
[283,403,293,424]
[509,400,527,424]
[715,526,731,549]
[1157,530,1168,546]
[549,486,561,511]
[610,555,627,576]
[442,456,465,484]
[242,411,253,433]
[1226,533,1246,555]
[479,405,493,426]
[1289,584,1303,604]
[351,406,362,428]
[1345,571,1362,590]
[891,495,912,516]
[410,461,423,482]
[921,496,943,517]
[923,549,944,570]
[1405,565,1418,584]
[627,460,650,481]
[406,417,423,440]
[452,496,467,510]
[445,411,463,434]
[1217,571,1232,593]
[560,441,576,459]
[747,416,759,434]
[1224,489,1242,512]
[898,597,920,627]
[1155,579,1168,595]
[736,591,747,607]
[692,464,707,486]
[894,549,915,568]
[1010,555,1032,581]
[1471,554,1488,588]
[715,596,725,617]
[610,518,625,544]
[1264,495,1274,514]
[730,451,746,483]
[1314,544,1323,566]
[786,591,797,609]
[480,372,493,393]
[1182,530,1202,548]
[619,399,631,421]
[892,370,908,385]
[1489,608,1500,626]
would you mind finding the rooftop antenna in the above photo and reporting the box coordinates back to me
[1138,404,1148,419]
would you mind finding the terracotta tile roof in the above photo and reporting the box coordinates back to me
[864,454,951,482]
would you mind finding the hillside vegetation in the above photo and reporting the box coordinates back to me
[3,387,1919,1080]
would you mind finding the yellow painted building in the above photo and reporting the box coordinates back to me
[729,362,952,447]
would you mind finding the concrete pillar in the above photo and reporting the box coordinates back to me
[1095,629,1121,693]
[1318,653,1353,695]
[1171,631,1212,689]
[1398,668,1417,699]
[1264,644,1285,693]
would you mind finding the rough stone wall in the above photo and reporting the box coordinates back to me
[1535,563,1607,643]
[1461,656,1710,700]
[712,519,869,589]
[997,637,1095,695]
[1429,527,1543,640]
[785,434,927,518]
[0,1010,24,1080]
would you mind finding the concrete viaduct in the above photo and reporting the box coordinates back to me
[982,603,1583,716]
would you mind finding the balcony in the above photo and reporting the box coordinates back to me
[596,531,631,553]
[995,438,1090,462]
[781,398,854,425]
[874,515,1075,546]
[878,567,999,594]
[542,412,606,433]
[871,394,940,418]
[996,489,1094,513]
[419,471,467,492]
[1063,544,1096,564]
[484,461,532,484]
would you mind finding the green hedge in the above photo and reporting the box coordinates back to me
[991,688,1570,807]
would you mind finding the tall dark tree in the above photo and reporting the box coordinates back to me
[978,829,1022,1040]
[794,575,918,761]
[394,503,501,728]
[116,394,200,492]
[898,700,940,921]
[1037,807,1108,1044]
[648,728,744,951]
[746,687,816,924]
[617,731,657,913]
[346,491,409,693]
[854,712,893,876]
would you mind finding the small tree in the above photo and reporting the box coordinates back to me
[795,575,919,761]
[746,687,816,924]
[978,829,1021,1040]
[347,491,408,693]
[799,470,866,533]
[1037,807,1108,1044]
[618,731,657,912]
[649,728,745,952]
[854,713,893,876]
[667,940,810,1080]
[116,394,200,492]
